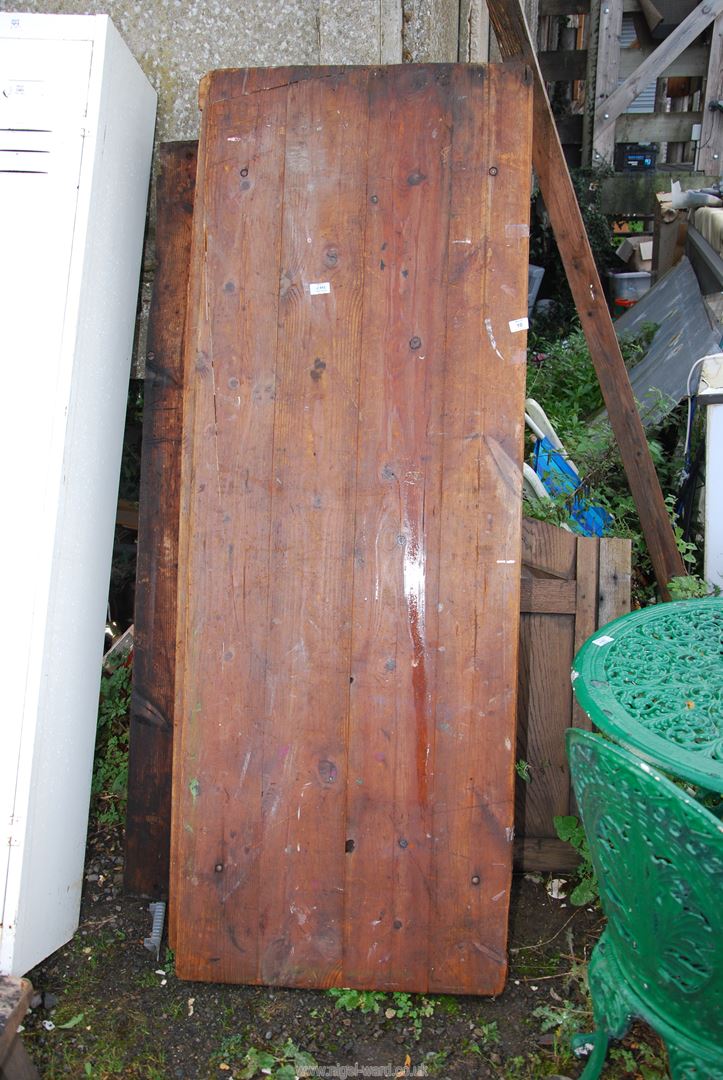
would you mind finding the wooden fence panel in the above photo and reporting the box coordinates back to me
[514,518,631,872]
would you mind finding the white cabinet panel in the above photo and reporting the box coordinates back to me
[0,13,156,976]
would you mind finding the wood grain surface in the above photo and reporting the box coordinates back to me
[125,142,197,901]
[514,519,631,871]
[170,64,532,994]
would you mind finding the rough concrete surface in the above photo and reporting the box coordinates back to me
[11,0,409,142]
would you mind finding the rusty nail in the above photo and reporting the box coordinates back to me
[399,838,408,849]
[409,336,422,350]
[240,167,249,177]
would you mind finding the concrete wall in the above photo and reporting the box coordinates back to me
[12,1,535,370]
[13,1,483,143]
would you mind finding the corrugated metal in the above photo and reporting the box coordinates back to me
[620,16,657,114]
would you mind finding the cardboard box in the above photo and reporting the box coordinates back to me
[616,235,653,273]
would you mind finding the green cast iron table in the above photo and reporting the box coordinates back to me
[572,597,723,794]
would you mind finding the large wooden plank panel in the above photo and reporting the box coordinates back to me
[126,142,196,901]
[428,63,532,995]
[171,64,532,993]
[255,69,368,989]
[171,70,290,984]
[341,65,450,991]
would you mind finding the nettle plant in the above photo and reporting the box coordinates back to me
[91,656,132,829]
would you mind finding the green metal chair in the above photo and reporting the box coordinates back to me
[566,729,723,1079]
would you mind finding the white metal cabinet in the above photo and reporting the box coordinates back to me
[0,13,156,976]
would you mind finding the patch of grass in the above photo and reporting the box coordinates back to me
[27,999,167,1080]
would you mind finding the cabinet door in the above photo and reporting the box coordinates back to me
[172,63,532,995]
[0,35,93,975]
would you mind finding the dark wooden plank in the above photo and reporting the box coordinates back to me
[125,141,196,901]
[520,577,578,613]
[116,498,139,531]
[513,838,581,872]
[597,537,632,626]
[539,49,588,82]
[520,517,577,579]
[540,0,590,12]
[488,0,685,598]
[341,65,450,992]
[0,977,38,1080]
[572,537,599,731]
[618,44,708,79]
[515,612,576,842]
[255,68,369,989]
[555,115,584,144]
[170,70,290,984]
[428,62,532,996]
[615,111,704,143]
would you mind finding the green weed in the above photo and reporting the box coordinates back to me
[92,657,132,829]
[212,1037,316,1079]
[326,987,386,1014]
[553,815,598,906]
[327,987,438,1039]
[515,759,532,783]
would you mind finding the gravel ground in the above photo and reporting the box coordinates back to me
[21,825,666,1079]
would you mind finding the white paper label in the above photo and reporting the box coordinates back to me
[309,282,330,295]
[592,635,614,647]
[509,317,529,333]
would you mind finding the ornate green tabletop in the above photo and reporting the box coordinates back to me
[572,597,723,794]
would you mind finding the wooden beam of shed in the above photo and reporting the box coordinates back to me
[618,44,708,79]
[592,0,623,162]
[539,0,590,13]
[487,0,685,597]
[594,0,723,139]
[539,48,588,81]
[699,13,723,175]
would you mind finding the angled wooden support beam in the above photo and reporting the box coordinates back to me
[594,0,723,142]
[487,0,685,597]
